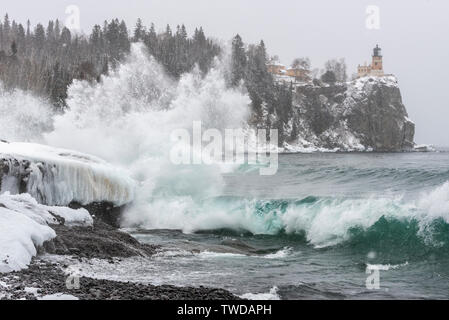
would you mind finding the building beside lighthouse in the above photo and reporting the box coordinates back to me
[357,45,384,78]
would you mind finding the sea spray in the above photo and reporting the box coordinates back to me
[0,84,53,142]
[42,43,251,227]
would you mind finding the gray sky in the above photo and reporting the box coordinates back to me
[2,0,448,146]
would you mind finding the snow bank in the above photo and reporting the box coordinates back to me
[0,192,93,227]
[0,192,93,273]
[0,206,55,273]
[0,141,136,206]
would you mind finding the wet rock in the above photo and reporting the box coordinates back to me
[41,221,159,259]
[1,259,240,300]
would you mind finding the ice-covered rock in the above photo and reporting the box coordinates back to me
[0,192,93,273]
[0,141,136,206]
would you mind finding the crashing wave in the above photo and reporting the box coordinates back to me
[121,181,449,249]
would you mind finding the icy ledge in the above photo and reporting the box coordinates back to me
[0,192,92,273]
[0,141,136,207]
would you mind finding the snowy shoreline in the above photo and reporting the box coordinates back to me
[0,141,240,300]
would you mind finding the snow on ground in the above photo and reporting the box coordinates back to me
[0,204,55,273]
[0,192,93,273]
[351,75,399,90]
[0,192,93,227]
[0,141,136,206]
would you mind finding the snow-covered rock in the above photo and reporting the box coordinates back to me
[0,141,136,206]
[0,205,55,273]
[0,192,93,227]
[0,192,92,273]
[269,75,415,152]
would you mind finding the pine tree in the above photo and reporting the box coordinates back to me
[46,21,54,41]
[54,20,61,40]
[321,70,337,84]
[230,34,246,87]
[133,18,144,42]
[26,20,31,39]
[60,27,71,45]
[0,14,222,110]
[10,40,17,56]
[3,14,10,35]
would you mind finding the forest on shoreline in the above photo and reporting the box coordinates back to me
[0,14,347,144]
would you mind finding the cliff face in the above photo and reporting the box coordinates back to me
[280,76,415,152]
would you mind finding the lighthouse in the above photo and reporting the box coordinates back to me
[370,44,384,76]
[357,44,385,78]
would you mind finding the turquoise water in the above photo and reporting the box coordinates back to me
[130,151,449,299]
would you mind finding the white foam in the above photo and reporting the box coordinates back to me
[367,261,409,271]
[240,286,281,300]
[198,251,246,259]
[263,247,293,259]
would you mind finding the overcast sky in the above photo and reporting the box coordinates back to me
[2,0,448,146]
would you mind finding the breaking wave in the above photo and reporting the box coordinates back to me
[122,181,449,251]
[43,43,249,203]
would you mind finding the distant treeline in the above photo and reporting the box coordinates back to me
[0,14,345,145]
[229,34,293,139]
[0,14,220,108]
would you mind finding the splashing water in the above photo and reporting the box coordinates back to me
[40,43,250,226]
[0,85,53,142]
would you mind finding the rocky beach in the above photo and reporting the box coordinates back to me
[1,218,239,300]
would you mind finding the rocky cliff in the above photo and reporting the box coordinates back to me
[277,76,415,152]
